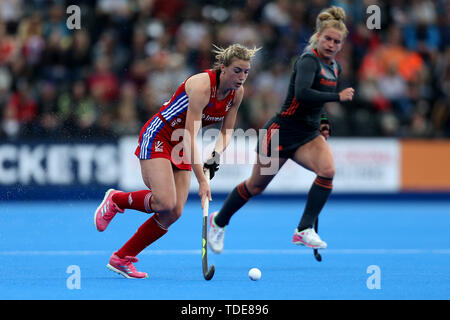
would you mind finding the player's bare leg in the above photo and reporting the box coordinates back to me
[95,157,178,234]
[156,167,191,229]
[139,158,178,215]
[245,154,288,196]
[291,135,335,179]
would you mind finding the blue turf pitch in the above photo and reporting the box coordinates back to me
[0,196,449,300]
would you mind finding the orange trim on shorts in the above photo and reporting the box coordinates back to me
[262,123,280,155]
[261,123,273,155]
[267,123,280,151]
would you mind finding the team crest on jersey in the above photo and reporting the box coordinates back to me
[154,140,164,152]
[225,99,233,112]
[171,117,182,127]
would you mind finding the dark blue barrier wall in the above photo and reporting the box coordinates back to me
[0,139,120,200]
[2,140,449,201]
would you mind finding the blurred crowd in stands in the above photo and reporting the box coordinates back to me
[0,0,449,140]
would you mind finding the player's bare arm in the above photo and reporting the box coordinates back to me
[184,73,212,207]
[214,86,244,155]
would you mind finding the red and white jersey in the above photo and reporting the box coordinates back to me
[135,69,236,161]
[158,69,236,130]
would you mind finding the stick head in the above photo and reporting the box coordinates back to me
[203,265,215,280]
[314,250,322,262]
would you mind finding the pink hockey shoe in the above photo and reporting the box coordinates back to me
[94,189,124,232]
[106,253,148,279]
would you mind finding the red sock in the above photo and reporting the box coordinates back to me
[116,214,168,258]
[112,190,153,213]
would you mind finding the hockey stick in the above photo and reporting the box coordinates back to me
[313,217,322,262]
[202,169,215,280]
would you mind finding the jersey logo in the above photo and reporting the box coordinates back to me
[225,99,233,112]
[170,117,182,127]
[320,78,337,86]
[154,141,164,152]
